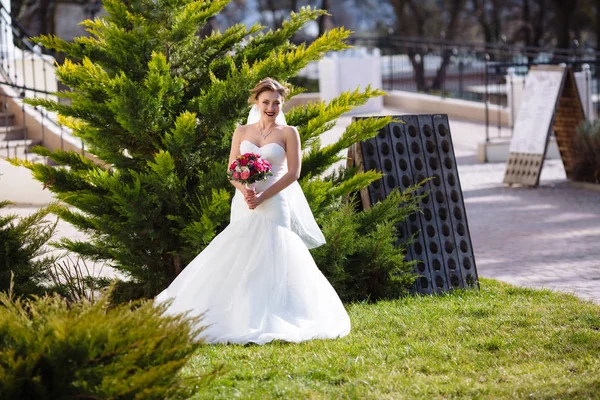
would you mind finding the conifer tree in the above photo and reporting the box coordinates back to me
[12,0,408,300]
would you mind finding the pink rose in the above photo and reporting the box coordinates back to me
[241,170,250,180]
[233,171,240,179]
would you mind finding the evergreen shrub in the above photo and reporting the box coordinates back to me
[311,187,422,302]
[572,120,600,183]
[0,200,109,301]
[0,201,57,297]
[0,291,212,399]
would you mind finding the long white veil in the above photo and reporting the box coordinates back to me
[246,104,326,249]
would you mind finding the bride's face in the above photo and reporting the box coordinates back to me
[257,90,282,121]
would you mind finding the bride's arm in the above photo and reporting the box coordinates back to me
[247,126,301,208]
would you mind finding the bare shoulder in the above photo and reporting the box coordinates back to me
[282,125,300,140]
[235,124,251,135]
[283,125,299,134]
[233,124,253,141]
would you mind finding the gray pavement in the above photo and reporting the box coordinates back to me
[1,110,599,303]
[451,118,600,304]
[461,160,600,304]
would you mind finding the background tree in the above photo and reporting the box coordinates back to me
[256,0,299,30]
[11,0,55,37]
[12,0,415,302]
[551,0,580,49]
[595,0,600,48]
[317,0,331,36]
[13,0,600,51]
[384,0,599,53]
[471,0,504,45]
[431,0,468,89]
[253,0,335,42]
[515,0,548,49]
[387,0,469,92]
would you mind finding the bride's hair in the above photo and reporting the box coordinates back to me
[248,78,290,104]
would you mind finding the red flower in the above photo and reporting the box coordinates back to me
[227,152,272,184]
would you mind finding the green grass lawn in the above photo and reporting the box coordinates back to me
[185,279,600,399]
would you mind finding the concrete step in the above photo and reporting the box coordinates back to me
[0,142,46,163]
[0,125,27,140]
[0,112,16,127]
[0,139,43,159]
[0,138,41,148]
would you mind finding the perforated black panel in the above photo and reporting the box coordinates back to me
[358,115,478,294]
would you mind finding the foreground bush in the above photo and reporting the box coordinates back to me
[572,119,600,183]
[0,291,213,399]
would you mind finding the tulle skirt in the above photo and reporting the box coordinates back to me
[156,191,351,344]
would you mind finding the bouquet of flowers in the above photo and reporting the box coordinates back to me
[227,152,273,188]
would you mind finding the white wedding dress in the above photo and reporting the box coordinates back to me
[156,139,351,344]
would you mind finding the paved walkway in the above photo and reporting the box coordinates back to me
[461,160,600,304]
[2,109,600,303]
[441,117,600,304]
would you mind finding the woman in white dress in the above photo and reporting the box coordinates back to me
[156,78,351,344]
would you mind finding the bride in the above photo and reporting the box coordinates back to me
[156,78,351,344]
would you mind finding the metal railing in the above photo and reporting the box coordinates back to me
[2,17,598,159]
[347,35,599,98]
[0,2,73,161]
[342,36,600,142]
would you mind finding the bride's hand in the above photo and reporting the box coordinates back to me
[242,187,257,208]
[246,192,263,210]
[242,186,255,200]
